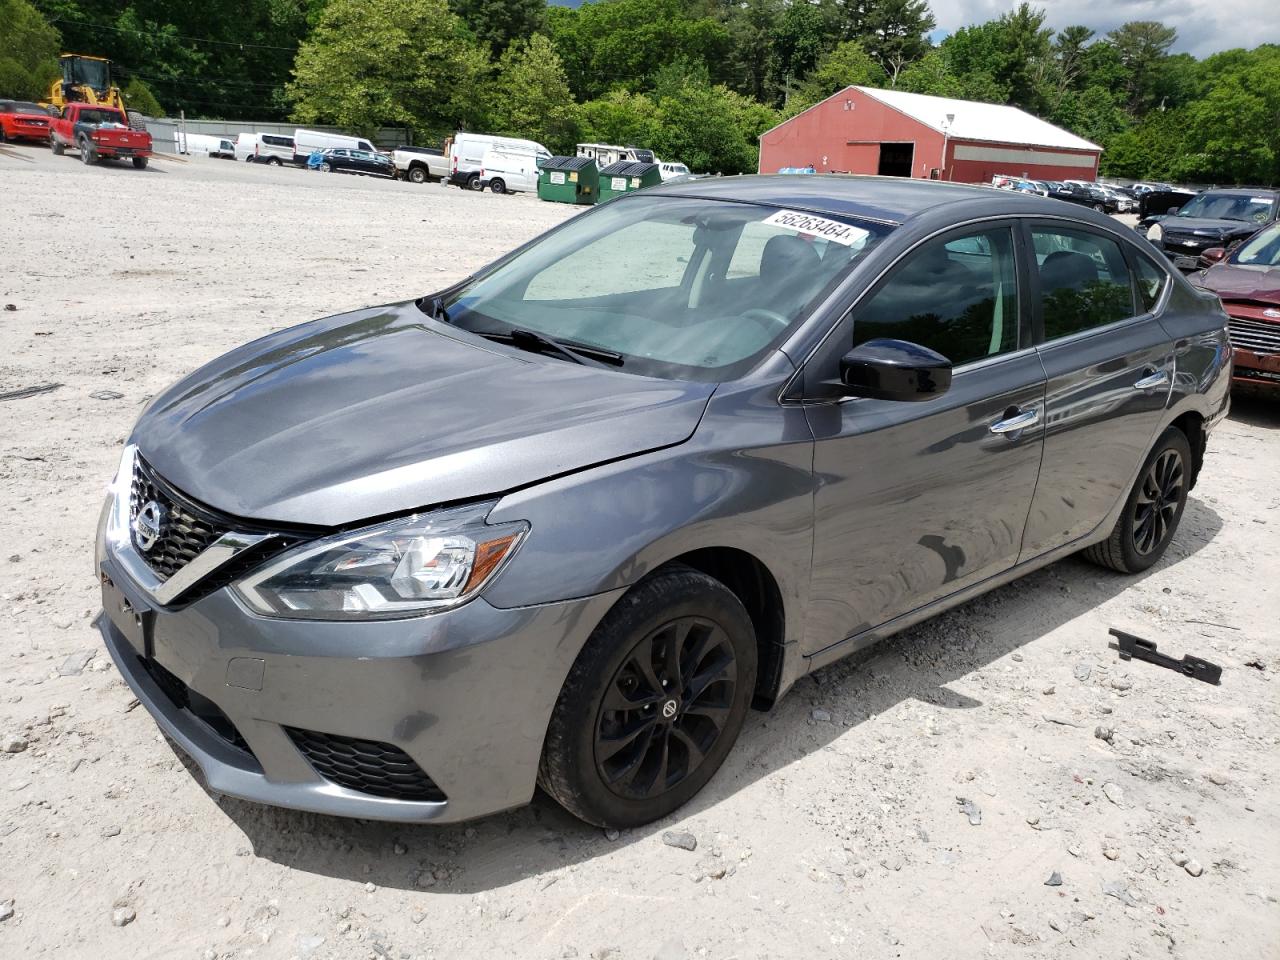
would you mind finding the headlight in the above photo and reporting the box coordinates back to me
[1147,222,1163,242]
[233,504,526,620]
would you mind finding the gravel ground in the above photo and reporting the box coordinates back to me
[1,144,1278,960]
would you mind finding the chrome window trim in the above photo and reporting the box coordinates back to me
[780,210,1169,403]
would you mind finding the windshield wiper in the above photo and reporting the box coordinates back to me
[480,328,624,367]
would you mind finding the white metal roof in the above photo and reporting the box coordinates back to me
[853,86,1101,152]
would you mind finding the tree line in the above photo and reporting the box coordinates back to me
[2,0,1276,184]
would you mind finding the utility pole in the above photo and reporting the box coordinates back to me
[941,113,955,181]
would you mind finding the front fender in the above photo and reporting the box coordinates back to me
[484,379,816,655]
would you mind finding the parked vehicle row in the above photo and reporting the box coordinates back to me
[1145,188,1280,271]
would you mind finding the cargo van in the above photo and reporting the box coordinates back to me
[293,128,376,164]
[477,147,540,194]
[178,132,236,159]
[236,132,296,165]
[448,132,549,190]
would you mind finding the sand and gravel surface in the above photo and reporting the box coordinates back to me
[1,145,1278,960]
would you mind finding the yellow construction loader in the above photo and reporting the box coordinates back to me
[46,54,127,113]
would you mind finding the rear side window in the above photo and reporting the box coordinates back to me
[1132,254,1168,312]
[1031,228,1134,339]
[852,227,1019,366]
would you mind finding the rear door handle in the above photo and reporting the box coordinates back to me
[990,406,1040,435]
[1133,369,1169,390]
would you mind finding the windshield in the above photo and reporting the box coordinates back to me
[1177,193,1276,223]
[1232,222,1280,267]
[440,196,892,381]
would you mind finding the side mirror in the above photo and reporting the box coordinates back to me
[1199,247,1227,266]
[837,339,952,401]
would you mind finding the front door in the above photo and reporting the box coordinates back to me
[801,224,1047,656]
[1018,222,1173,558]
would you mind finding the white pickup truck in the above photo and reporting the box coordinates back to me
[392,146,450,184]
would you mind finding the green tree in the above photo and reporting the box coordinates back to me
[1107,20,1177,115]
[484,33,578,153]
[863,0,936,83]
[123,77,163,116]
[769,0,832,100]
[720,0,782,102]
[287,0,487,136]
[786,39,884,115]
[652,79,777,174]
[579,89,662,147]
[0,0,60,100]
[449,0,545,56]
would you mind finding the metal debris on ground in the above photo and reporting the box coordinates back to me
[1109,628,1223,685]
[956,797,982,826]
[90,390,125,400]
[0,383,62,402]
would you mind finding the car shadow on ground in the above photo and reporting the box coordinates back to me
[185,496,1224,895]
[1227,393,1279,429]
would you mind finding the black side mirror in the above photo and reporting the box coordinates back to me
[837,339,953,401]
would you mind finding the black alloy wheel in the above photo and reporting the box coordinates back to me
[539,565,756,828]
[1132,448,1185,556]
[595,616,737,801]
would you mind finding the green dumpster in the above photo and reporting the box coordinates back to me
[537,156,598,205]
[597,161,662,202]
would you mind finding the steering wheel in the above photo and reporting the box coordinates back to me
[740,307,790,337]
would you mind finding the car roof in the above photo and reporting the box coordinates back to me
[646,174,1065,225]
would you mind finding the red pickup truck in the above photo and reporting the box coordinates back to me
[49,103,152,169]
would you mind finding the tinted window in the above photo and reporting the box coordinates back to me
[1233,222,1280,266]
[852,227,1019,365]
[1132,254,1168,312]
[1032,228,1135,339]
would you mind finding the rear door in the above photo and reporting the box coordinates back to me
[801,222,1048,654]
[1018,221,1173,559]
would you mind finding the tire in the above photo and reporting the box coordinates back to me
[539,565,757,828]
[132,156,148,169]
[244,155,254,163]
[1083,426,1192,574]
[0,126,6,144]
[51,135,64,156]
[408,166,427,184]
[490,178,506,194]
[466,173,481,191]
[1094,202,1106,212]
[269,157,281,166]
[320,162,331,172]
[78,138,97,165]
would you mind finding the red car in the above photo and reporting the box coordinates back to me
[0,99,57,144]
[1193,221,1280,392]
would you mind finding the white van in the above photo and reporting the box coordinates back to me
[448,132,549,190]
[178,132,236,159]
[293,128,376,164]
[236,132,297,165]
[658,161,690,181]
[477,147,540,194]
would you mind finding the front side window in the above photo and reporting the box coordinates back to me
[1032,228,1135,339]
[851,227,1019,366]
[443,197,893,381]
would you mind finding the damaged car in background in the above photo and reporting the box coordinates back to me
[95,178,1230,829]
[1147,188,1280,271]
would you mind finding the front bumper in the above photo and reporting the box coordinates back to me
[1231,346,1280,389]
[97,542,622,823]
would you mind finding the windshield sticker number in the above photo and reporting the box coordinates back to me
[761,210,870,246]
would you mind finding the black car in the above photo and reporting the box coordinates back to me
[1049,181,1113,213]
[1146,188,1280,271]
[319,148,395,178]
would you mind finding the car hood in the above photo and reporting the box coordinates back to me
[1162,217,1260,237]
[133,302,715,527]
[1197,262,1280,303]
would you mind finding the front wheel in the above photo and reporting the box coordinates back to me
[539,566,757,828]
[1094,202,1106,212]
[1083,426,1191,574]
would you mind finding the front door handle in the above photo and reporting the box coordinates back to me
[990,406,1040,435]
[1133,369,1169,390]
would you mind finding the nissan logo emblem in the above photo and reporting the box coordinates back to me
[132,500,166,552]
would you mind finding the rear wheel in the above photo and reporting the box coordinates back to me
[408,166,427,184]
[132,156,148,169]
[269,157,281,166]
[78,137,97,164]
[320,162,332,172]
[50,135,64,156]
[489,178,506,194]
[1083,426,1191,574]
[539,566,757,828]
[466,173,481,191]
[1093,202,1106,212]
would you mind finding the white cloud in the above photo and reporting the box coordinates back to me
[928,0,1278,58]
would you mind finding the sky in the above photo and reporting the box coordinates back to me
[922,0,1276,59]
[551,0,1275,60]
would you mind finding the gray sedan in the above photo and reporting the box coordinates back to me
[96,176,1231,828]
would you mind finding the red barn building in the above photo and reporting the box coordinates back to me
[759,86,1101,184]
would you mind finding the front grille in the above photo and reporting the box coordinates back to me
[1227,316,1280,356]
[286,728,447,803]
[142,658,255,756]
[130,457,231,580]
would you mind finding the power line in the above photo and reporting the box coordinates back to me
[44,13,298,52]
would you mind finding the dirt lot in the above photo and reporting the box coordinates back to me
[1,145,1278,960]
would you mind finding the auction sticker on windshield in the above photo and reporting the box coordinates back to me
[761,209,870,246]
